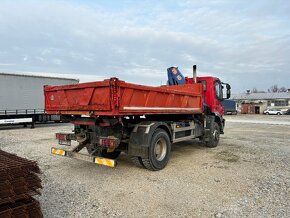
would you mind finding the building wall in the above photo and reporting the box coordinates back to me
[267,99,289,107]
[241,102,267,114]
[260,103,268,113]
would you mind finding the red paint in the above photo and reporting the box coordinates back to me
[72,121,96,125]
[186,76,225,116]
[45,78,204,116]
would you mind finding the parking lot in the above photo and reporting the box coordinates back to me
[0,114,289,217]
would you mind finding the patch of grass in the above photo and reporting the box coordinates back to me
[215,151,240,162]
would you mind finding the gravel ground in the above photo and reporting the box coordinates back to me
[0,114,289,217]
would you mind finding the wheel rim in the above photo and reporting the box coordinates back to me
[154,138,167,161]
[213,129,220,142]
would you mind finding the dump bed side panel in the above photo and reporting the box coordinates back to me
[118,82,203,114]
[44,78,204,116]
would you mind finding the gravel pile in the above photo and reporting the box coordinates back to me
[0,116,289,217]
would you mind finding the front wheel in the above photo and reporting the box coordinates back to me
[142,129,171,171]
[205,122,220,148]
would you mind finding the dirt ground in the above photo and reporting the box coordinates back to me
[0,114,289,217]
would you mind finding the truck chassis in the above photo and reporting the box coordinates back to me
[51,114,221,170]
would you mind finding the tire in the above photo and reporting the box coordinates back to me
[277,112,282,115]
[266,112,269,115]
[205,122,220,148]
[100,150,121,159]
[131,156,145,168]
[142,129,171,171]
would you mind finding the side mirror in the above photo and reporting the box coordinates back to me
[226,84,231,99]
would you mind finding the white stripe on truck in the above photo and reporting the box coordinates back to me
[123,107,199,111]
[0,118,32,125]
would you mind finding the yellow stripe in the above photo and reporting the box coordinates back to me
[95,157,115,167]
[95,158,102,165]
[51,148,66,156]
[105,159,114,167]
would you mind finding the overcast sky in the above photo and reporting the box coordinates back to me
[0,0,289,93]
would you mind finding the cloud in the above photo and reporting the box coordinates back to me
[0,0,289,92]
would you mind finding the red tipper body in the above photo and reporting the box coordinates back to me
[44,77,204,116]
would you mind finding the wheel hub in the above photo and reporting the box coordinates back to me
[154,138,167,161]
[213,129,219,141]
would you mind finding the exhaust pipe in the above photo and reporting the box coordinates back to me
[193,65,197,83]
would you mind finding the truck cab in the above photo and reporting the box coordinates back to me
[185,76,231,116]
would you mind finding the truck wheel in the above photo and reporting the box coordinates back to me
[142,129,171,171]
[131,156,145,168]
[100,150,121,159]
[205,122,220,148]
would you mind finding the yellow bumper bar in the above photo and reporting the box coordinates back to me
[51,147,116,168]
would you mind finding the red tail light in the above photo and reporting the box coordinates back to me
[56,133,69,141]
[99,137,119,148]
[55,133,75,146]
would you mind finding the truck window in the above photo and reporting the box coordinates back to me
[198,80,207,91]
[216,81,223,100]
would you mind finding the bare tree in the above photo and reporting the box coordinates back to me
[268,85,287,93]
[279,87,287,92]
[268,85,279,93]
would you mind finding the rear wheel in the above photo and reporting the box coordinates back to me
[142,129,171,171]
[131,156,145,168]
[205,122,220,148]
[277,112,282,115]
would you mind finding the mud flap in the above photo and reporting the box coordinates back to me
[128,126,151,158]
[128,122,172,159]
[204,115,215,142]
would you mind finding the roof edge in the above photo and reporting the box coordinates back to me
[0,72,79,82]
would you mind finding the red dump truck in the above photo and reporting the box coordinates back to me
[45,66,231,170]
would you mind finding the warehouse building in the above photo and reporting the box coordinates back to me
[0,72,79,126]
[231,91,290,114]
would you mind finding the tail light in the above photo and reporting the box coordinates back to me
[55,133,75,145]
[99,137,119,148]
[56,133,69,141]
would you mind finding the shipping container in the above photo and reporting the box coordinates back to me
[221,99,237,114]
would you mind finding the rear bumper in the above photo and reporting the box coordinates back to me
[51,147,116,168]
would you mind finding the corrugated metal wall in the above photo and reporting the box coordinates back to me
[0,74,78,110]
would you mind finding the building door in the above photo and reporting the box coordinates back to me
[255,106,260,114]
